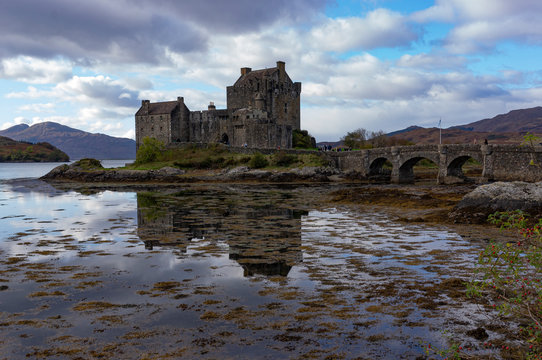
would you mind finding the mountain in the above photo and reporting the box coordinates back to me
[451,106,542,133]
[388,107,542,145]
[0,136,69,162]
[386,125,422,137]
[0,122,136,160]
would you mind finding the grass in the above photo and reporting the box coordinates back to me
[127,144,329,171]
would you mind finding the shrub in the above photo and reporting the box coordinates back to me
[272,151,297,167]
[293,129,315,149]
[136,137,165,164]
[248,152,268,169]
[466,210,542,358]
[73,158,103,170]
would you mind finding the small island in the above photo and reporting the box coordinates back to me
[0,136,69,162]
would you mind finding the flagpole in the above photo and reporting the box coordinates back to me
[439,117,442,145]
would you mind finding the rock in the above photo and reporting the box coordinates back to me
[466,327,489,341]
[42,164,69,179]
[41,159,342,184]
[450,181,542,223]
[226,166,249,174]
[153,167,185,176]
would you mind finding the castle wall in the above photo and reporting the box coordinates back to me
[188,109,228,143]
[136,113,172,149]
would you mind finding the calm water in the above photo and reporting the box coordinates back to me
[0,166,513,359]
[0,160,134,180]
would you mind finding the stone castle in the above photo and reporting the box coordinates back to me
[135,61,301,149]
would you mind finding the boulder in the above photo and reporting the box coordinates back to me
[153,167,185,176]
[449,181,542,223]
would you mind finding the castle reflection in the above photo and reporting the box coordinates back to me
[136,189,306,277]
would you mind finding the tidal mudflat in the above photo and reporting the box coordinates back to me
[0,180,520,359]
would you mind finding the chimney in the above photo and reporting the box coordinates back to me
[142,100,150,115]
[276,61,285,73]
[208,101,216,111]
[241,67,252,76]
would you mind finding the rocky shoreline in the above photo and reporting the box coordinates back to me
[40,160,348,184]
[40,160,542,225]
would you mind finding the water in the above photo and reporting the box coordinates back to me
[0,166,514,359]
[0,160,134,180]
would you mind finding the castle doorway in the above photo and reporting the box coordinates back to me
[221,133,229,145]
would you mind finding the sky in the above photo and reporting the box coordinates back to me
[1,0,542,142]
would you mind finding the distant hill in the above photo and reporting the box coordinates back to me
[0,136,69,162]
[0,122,136,159]
[386,125,422,137]
[451,106,542,133]
[387,127,523,145]
[388,107,542,145]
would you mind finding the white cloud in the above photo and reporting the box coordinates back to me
[302,84,542,142]
[6,86,51,99]
[55,75,140,107]
[0,56,72,84]
[412,0,542,54]
[397,53,466,70]
[17,102,55,113]
[310,9,419,52]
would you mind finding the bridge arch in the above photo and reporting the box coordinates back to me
[445,153,484,182]
[368,157,392,181]
[396,156,439,183]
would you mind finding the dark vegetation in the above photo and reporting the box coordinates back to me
[0,136,69,162]
[132,137,328,171]
[292,129,316,149]
[72,158,104,170]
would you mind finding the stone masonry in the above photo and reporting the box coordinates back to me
[328,144,542,183]
[135,61,301,150]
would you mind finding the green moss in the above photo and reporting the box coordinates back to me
[73,158,104,170]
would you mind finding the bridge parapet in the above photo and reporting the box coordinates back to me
[169,142,542,183]
[326,144,542,183]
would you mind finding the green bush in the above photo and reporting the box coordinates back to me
[293,129,315,149]
[248,152,268,169]
[466,210,542,358]
[136,137,166,164]
[272,151,298,167]
[73,158,103,170]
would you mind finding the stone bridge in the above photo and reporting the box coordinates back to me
[326,144,542,184]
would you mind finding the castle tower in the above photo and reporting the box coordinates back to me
[254,93,264,111]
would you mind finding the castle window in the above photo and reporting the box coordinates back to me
[160,126,163,132]
[284,103,288,114]
[151,127,154,132]
[160,115,163,120]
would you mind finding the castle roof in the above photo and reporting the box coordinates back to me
[233,67,280,87]
[135,101,179,116]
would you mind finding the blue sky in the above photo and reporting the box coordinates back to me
[1,0,542,141]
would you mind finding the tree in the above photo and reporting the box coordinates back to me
[136,137,166,164]
[522,132,541,166]
[341,128,368,149]
[293,129,315,149]
[368,130,389,148]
